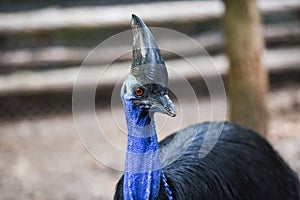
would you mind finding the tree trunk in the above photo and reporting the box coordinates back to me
[223,0,268,136]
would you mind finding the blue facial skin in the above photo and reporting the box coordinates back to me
[122,96,162,200]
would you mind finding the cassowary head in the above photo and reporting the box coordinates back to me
[121,14,176,120]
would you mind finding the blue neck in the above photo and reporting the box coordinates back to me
[123,99,162,200]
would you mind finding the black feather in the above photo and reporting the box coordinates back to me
[114,122,300,200]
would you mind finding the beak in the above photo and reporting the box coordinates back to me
[158,94,176,117]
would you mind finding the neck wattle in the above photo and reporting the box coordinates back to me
[123,99,162,200]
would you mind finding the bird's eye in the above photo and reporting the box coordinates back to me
[133,87,144,97]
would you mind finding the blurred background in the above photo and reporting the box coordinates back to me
[0,0,299,199]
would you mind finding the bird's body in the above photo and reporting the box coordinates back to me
[115,122,300,200]
[114,14,300,200]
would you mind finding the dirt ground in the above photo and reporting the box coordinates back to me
[0,85,299,200]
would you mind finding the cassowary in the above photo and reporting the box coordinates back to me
[114,14,300,200]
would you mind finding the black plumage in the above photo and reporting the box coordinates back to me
[114,122,300,200]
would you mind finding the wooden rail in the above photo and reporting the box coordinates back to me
[1,22,299,69]
[0,47,299,95]
[0,1,299,96]
[0,0,299,34]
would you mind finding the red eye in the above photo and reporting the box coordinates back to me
[133,87,144,97]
